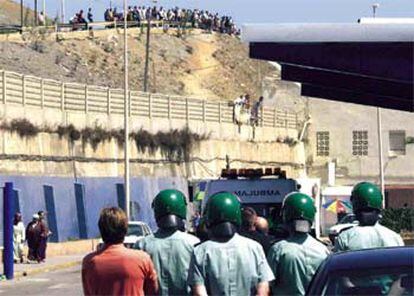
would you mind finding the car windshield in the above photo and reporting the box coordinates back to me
[321,267,413,296]
[338,214,355,224]
[127,224,144,236]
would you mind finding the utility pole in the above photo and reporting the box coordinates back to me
[20,0,24,29]
[143,16,151,92]
[34,0,38,26]
[123,0,130,220]
[144,0,157,92]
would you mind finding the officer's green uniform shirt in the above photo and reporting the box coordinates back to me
[267,233,330,296]
[334,222,404,252]
[188,233,275,296]
[134,229,200,296]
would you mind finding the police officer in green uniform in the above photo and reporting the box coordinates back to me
[334,182,404,252]
[267,192,330,296]
[188,192,274,296]
[134,189,199,295]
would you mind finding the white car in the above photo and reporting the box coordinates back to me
[98,221,152,250]
[328,214,358,244]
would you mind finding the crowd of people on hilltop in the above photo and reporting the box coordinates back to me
[68,6,239,35]
[69,8,94,28]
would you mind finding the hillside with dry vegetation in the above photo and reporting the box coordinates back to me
[0,0,36,25]
[0,25,277,101]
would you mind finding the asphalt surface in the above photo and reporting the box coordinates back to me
[0,264,82,295]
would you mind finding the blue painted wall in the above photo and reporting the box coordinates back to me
[0,175,188,244]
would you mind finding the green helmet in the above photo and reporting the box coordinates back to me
[205,192,241,227]
[282,192,316,223]
[152,189,187,220]
[351,182,383,212]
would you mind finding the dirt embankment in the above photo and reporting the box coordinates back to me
[0,0,35,26]
[0,27,277,101]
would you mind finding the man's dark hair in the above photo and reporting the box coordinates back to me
[241,207,257,229]
[98,207,128,244]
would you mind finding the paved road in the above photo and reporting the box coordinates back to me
[0,265,82,295]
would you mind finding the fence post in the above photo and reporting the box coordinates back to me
[85,85,88,113]
[61,82,65,111]
[185,98,189,122]
[260,106,264,127]
[202,100,206,122]
[128,90,131,117]
[218,102,222,123]
[3,71,7,104]
[295,113,298,128]
[22,75,26,106]
[107,88,111,114]
[40,78,44,108]
[168,96,171,119]
[148,93,152,118]
[285,110,288,128]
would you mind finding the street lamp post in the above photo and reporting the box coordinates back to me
[123,0,130,220]
[60,0,65,23]
[42,0,46,24]
[377,107,385,208]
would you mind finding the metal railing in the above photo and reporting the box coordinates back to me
[0,70,298,128]
[0,20,198,35]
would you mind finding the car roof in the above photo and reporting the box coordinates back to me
[128,221,148,226]
[326,247,414,271]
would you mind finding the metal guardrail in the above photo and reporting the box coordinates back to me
[0,20,195,35]
[0,70,298,128]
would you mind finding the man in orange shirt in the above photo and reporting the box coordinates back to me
[82,207,158,296]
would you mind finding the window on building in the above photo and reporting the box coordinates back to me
[389,130,406,156]
[352,131,368,156]
[316,131,330,156]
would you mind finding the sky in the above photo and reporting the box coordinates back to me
[23,0,414,24]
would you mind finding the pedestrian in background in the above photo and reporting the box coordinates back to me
[87,8,93,23]
[82,207,158,295]
[239,207,272,255]
[13,213,25,263]
[25,214,41,263]
[38,211,50,263]
[135,190,199,295]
